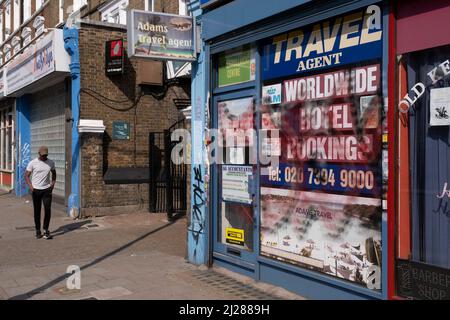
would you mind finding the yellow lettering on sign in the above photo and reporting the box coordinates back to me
[303,24,324,58]
[322,18,342,52]
[339,12,363,49]
[272,34,288,64]
[285,30,304,62]
[226,228,245,243]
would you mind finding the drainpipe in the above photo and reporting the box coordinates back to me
[63,26,81,218]
[187,0,209,266]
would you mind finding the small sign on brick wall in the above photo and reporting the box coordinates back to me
[105,39,125,76]
[112,121,130,140]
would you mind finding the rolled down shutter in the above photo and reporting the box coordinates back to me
[29,83,66,199]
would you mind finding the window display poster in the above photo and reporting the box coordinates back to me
[430,87,450,126]
[222,165,253,204]
[261,187,382,289]
[260,61,383,290]
[218,45,256,87]
[218,97,254,146]
[262,84,282,104]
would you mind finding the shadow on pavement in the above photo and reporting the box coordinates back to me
[8,220,175,300]
[51,220,93,238]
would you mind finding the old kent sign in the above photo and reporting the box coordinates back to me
[262,5,383,80]
[127,10,195,62]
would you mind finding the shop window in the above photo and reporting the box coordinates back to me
[0,107,14,172]
[258,5,384,292]
[146,0,155,11]
[396,44,450,300]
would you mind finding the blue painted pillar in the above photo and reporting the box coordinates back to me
[63,27,81,218]
[188,0,209,265]
[15,95,31,197]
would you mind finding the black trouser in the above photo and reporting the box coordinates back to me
[32,187,53,232]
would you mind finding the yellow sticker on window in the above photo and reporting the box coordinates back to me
[226,228,245,246]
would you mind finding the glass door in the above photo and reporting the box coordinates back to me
[212,90,258,265]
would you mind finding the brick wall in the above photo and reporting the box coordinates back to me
[78,20,190,216]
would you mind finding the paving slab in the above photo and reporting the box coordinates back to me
[89,287,133,300]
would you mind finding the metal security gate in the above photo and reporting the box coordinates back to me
[149,119,187,220]
[29,83,66,199]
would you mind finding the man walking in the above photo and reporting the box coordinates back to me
[25,146,56,240]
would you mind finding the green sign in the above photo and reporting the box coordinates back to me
[218,45,255,87]
[112,121,130,140]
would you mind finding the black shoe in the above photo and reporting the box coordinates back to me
[36,231,42,239]
[43,231,53,240]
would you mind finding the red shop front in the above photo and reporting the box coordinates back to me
[392,0,450,300]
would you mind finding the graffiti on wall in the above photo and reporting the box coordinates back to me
[190,165,206,259]
[18,142,31,195]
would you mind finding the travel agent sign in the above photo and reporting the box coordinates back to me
[262,5,383,80]
[127,10,195,61]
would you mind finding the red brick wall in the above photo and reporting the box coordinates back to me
[78,20,190,215]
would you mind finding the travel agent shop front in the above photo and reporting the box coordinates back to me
[6,29,72,204]
[195,0,392,300]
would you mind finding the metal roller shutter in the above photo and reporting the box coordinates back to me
[29,82,66,199]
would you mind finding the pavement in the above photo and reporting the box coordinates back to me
[0,193,305,300]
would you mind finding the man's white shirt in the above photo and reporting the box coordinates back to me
[26,158,56,190]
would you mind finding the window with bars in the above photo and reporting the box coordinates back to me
[0,106,14,172]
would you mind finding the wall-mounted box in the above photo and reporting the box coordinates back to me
[136,59,163,86]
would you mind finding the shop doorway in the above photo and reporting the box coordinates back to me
[212,89,258,271]
[148,119,188,221]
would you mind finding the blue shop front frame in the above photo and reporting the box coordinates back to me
[206,0,390,300]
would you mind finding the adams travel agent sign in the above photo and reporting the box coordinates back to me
[128,10,195,61]
[5,29,70,96]
[262,5,383,80]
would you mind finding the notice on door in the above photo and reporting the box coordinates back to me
[430,87,450,126]
[222,165,253,204]
[226,228,245,246]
